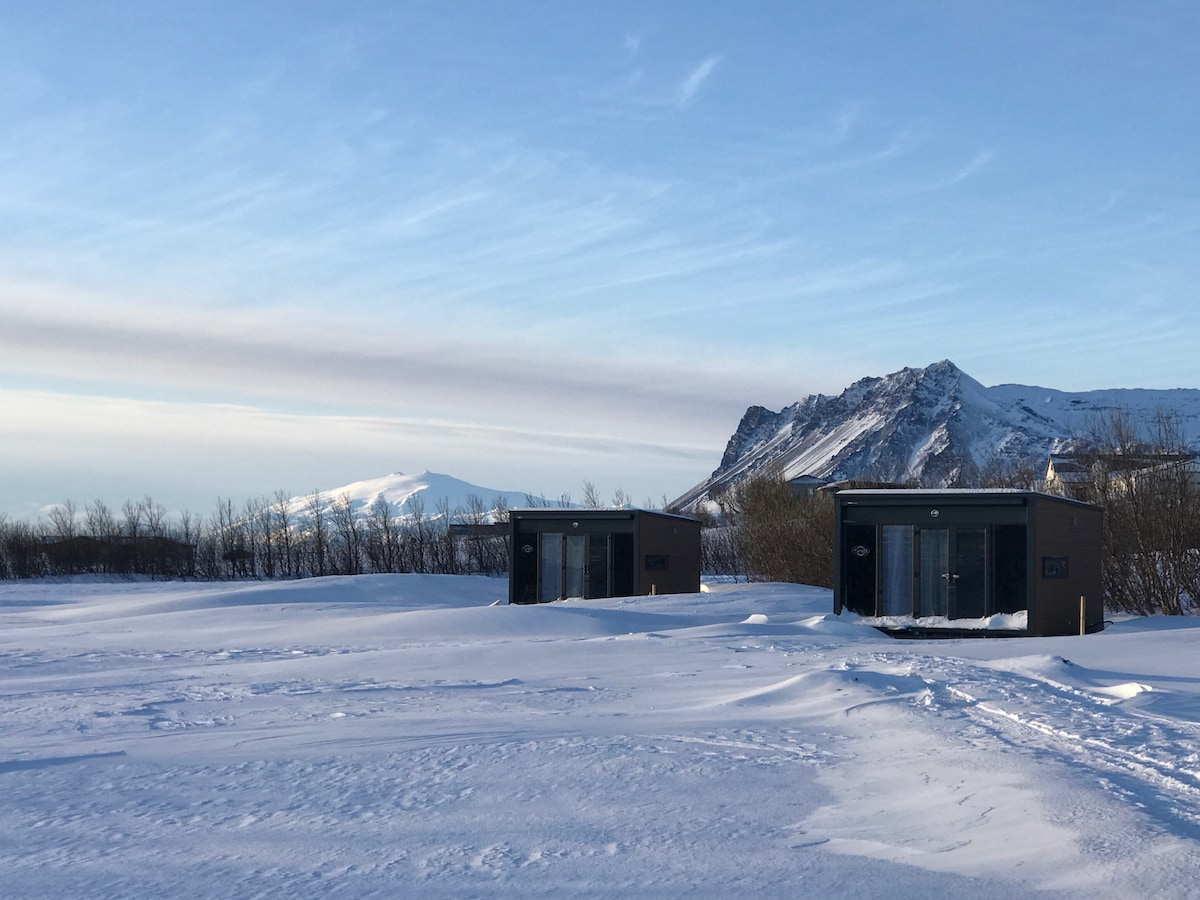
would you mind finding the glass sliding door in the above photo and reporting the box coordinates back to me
[953,528,987,619]
[917,528,949,618]
[564,534,586,599]
[879,525,914,615]
[587,534,610,599]
[539,533,563,602]
[993,525,1027,614]
[846,521,1006,621]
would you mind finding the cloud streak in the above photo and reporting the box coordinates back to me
[0,283,778,475]
[677,56,720,107]
[0,386,719,519]
[946,150,995,186]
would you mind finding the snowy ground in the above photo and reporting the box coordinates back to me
[2,576,1200,898]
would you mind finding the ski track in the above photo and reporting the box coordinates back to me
[849,649,1200,837]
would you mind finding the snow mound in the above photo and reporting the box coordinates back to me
[858,610,1029,631]
[710,666,930,717]
[1093,682,1154,702]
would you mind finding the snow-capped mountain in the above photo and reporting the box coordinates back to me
[282,471,540,523]
[672,360,1200,510]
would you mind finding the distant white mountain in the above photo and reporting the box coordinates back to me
[282,471,544,523]
[672,359,1200,511]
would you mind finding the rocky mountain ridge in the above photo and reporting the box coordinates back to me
[672,359,1200,511]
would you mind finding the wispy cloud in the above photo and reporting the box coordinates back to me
[677,55,720,107]
[0,283,778,439]
[822,102,863,146]
[946,150,995,186]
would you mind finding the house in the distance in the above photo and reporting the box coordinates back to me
[833,489,1103,637]
[1041,454,1094,498]
[509,509,701,604]
[786,474,832,497]
[1043,450,1200,500]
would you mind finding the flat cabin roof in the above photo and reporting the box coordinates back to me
[509,508,700,523]
[836,488,1097,510]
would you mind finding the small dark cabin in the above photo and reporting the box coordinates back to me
[833,489,1103,637]
[509,509,701,604]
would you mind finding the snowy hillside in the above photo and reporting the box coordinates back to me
[2,576,1199,897]
[674,360,1200,510]
[281,470,543,522]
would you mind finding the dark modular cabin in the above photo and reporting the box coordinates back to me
[833,489,1103,637]
[509,509,701,604]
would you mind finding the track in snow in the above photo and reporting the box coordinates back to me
[884,652,1200,838]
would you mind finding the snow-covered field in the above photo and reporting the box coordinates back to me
[3,576,1200,898]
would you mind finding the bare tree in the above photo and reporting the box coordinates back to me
[141,496,167,538]
[121,499,144,540]
[242,496,274,579]
[700,513,742,579]
[1074,406,1200,615]
[492,496,511,525]
[304,490,329,577]
[272,490,296,578]
[84,500,119,573]
[403,493,428,573]
[430,496,457,574]
[0,514,12,580]
[725,471,833,587]
[456,493,493,574]
[0,516,44,579]
[489,495,512,575]
[85,500,117,542]
[581,481,603,509]
[212,497,250,579]
[329,492,364,575]
[136,496,171,576]
[47,500,77,541]
[175,510,201,578]
[44,501,79,574]
[977,454,1042,489]
[366,496,402,573]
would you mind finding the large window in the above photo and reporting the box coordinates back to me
[842,515,1030,621]
[879,525,913,616]
[539,533,563,602]
[918,529,949,617]
[564,535,586,599]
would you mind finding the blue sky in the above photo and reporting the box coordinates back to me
[3,2,1200,519]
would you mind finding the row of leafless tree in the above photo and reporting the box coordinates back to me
[0,490,523,581]
[0,477,659,583]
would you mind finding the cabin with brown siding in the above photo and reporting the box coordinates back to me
[509,509,701,604]
[833,489,1103,637]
